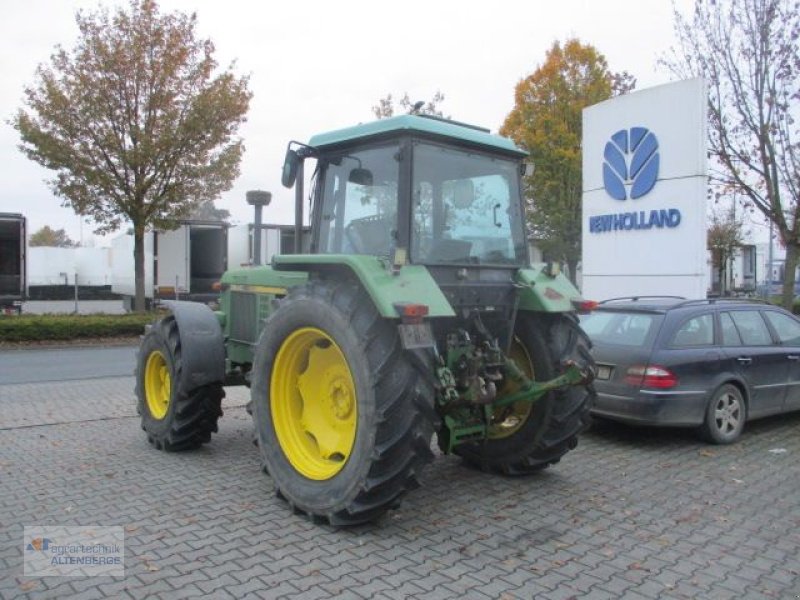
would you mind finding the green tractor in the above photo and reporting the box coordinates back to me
[136,115,596,525]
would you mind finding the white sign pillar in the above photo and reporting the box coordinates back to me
[581,78,708,301]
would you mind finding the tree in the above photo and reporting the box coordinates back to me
[373,91,447,119]
[707,202,746,295]
[29,225,76,247]
[664,0,800,309]
[188,199,231,222]
[500,39,634,283]
[12,0,251,311]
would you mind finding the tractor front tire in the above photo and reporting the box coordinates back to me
[135,315,224,451]
[456,312,595,474]
[251,280,436,526]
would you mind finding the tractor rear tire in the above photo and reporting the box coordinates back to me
[251,280,436,526]
[135,315,224,451]
[455,312,595,474]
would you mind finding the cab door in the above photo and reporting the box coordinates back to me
[720,310,787,417]
[762,309,800,412]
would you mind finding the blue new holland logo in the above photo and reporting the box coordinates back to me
[602,127,659,200]
[589,126,680,235]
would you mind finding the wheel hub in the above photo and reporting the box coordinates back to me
[144,350,170,420]
[489,337,534,439]
[270,328,358,480]
[328,378,354,420]
[715,394,740,433]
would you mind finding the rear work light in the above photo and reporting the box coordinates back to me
[394,302,429,324]
[625,365,678,389]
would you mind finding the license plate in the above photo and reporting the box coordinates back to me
[596,365,612,380]
[398,323,435,349]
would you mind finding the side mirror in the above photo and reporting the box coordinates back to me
[282,149,301,188]
[348,167,374,186]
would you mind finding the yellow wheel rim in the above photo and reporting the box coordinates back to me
[270,327,358,480]
[144,350,171,420]
[489,337,535,439]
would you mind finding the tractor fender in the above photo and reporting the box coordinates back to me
[161,300,225,389]
[272,254,455,318]
[515,266,583,312]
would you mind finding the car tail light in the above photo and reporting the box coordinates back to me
[625,365,678,389]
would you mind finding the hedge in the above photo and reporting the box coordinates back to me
[0,313,156,342]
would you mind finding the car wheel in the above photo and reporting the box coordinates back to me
[700,384,745,444]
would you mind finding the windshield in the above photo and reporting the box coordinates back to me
[316,144,400,257]
[579,311,663,348]
[411,143,527,265]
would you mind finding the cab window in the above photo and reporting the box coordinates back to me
[317,144,400,257]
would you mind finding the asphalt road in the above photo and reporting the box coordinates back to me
[0,344,137,384]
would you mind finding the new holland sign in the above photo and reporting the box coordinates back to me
[581,78,708,300]
[588,126,683,234]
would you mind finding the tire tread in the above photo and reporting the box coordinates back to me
[136,316,224,452]
[255,280,435,525]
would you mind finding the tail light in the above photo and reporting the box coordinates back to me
[394,302,429,325]
[572,299,598,314]
[625,365,678,389]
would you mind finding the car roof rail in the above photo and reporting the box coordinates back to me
[670,297,775,309]
[599,295,686,304]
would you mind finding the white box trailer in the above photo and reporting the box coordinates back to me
[111,221,227,309]
[227,223,309,268]
[0,213,26,313]
[111,220,309,309]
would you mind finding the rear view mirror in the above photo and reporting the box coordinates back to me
[348,168,374,186]
[282,149,300,188]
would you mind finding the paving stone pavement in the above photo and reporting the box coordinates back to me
[1,376,799,599]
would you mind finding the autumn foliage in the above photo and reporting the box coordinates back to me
[12,0,251,311]
[501,39,633,282]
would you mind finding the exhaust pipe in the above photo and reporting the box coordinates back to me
[246,190,271,265]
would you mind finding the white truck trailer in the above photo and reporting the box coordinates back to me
[0,213,26,314]
[111,220,227,310]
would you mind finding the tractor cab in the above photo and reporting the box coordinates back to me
[284,115,530,267]
[281,115,538,347]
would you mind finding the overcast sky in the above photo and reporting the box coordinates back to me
[0,0,695,246]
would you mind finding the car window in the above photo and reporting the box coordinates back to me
[579,311,662,347]
[671,313,714,347]
[729,310,772,346]
[720,312,742,346]
[764,311,800,345]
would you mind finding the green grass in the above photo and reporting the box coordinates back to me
[0,313,156,342]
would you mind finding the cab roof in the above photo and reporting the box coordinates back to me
[308,114,528,157]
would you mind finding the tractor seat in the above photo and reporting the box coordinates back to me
[345,215,392,256]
